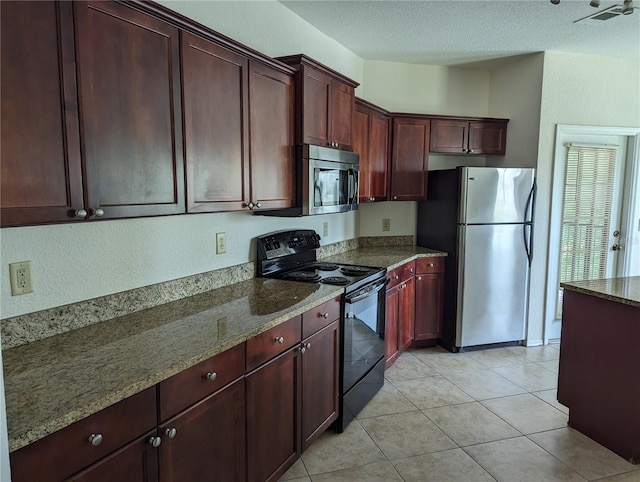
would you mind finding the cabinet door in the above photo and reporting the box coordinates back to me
[368,112,390,201]
[391,118,430,201]
[69,431,159,482]
[353,105,371,202]
[329,80,354,151]
[182,32,249,213]
[414,274,444,341]
[301,66,331,148]
[468,121,507,155]
[302,320,339,451]
[75,1,184,219]
[1,1,84,227]
[246,348,301,482]
[398,277,415,351]
[385,286,400,368]
[430,119,468,154]
[159,378,245,482]
[249,61,295,210]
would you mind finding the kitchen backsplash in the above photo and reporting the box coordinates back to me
[1,235,413,349]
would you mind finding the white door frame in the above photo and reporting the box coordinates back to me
[544,124,640,344]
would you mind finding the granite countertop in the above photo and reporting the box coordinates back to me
[561,276,640,308]
[2,245,446,453]
[320,245,446,269]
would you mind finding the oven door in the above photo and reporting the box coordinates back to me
[342,277,386,393]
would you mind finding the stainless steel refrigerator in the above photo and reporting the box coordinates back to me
[417,166,535,352]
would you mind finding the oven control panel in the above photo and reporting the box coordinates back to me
[257,229,321,260]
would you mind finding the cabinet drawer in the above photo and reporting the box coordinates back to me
[246,315,302,371]
[302,297,341,339]
[416,257,445,274]
[401,261,416,280]
[10,387,157,482]
[387,266,402,290]
[159,342,245,421]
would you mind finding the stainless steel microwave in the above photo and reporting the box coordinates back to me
[255,144,359,217]
[300,144,359,215]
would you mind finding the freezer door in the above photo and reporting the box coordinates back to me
[460,167,534,224]
[456,224,529,348]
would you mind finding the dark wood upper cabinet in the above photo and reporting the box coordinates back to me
[354,99,390,203]
[390,116,430,201]
[181,31,250,213]
[0,1,84,227]
[248,61,295,210]
[277,55,358,151]
[430,118,508,155]
[75,1,185,219]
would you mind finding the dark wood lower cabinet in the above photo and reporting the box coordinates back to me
[69,431,159,482]
[414,273,444,341]
[385,275,414,368]
[246,347,301,482]
[302,320,339,450]
[159,378,245,482]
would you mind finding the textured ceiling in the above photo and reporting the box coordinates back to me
[279,0,640,67]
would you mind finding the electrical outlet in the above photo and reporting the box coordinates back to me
[382,218,391,232]
[9,261,33,296]
[323,222,329,237]
[216,232,226,254]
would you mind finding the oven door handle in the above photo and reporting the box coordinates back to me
[344,277,389,304]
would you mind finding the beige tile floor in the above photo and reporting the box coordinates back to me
[280,344,640,482]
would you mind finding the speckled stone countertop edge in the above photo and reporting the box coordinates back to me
[561,276,640,309]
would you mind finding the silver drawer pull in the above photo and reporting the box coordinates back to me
[321,312,329,319]
[275,336,284,343]
[88,433,103,446]
[206,372,217,381]
[165,428,177,439]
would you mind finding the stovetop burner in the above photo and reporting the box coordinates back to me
[320,276,350,286]
[284,271,321,282]
[340,266,373,276]
[313,262,339,271]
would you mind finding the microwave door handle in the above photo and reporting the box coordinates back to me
[348,169,358,204]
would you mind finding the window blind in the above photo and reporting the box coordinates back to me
[556,144,618,318]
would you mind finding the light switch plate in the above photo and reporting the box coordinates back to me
[382,218,391,232]
[216,232,226,254]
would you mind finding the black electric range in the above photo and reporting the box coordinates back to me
[256,229,387,431]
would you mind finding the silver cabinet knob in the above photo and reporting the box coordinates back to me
[206,372,217,381]
[393,196,398,200]
[462,148,467,153]
[612,244,623,251]
[75,209,87,218]
[88,433,103,446]
[275,336,284,343]
[468,149,474,153]
[321,312,329,319]
[428,263,434,267]
[409,268,413,273]
[255,202,261,208]
[417,276,422,280]
[92,208,104,217]
[300,342,312,354]
[148,436,162,448]
[393,275,399,280]
[165,428,177,439]
[246,201,255,209]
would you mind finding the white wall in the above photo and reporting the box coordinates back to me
[361,60,490,117]
[487,53,544,169]
[527,51,640,345]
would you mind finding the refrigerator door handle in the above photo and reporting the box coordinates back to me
[523,223,534,266]
[524,182,536,224]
